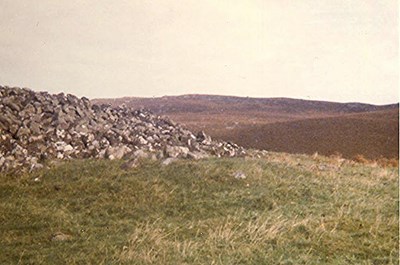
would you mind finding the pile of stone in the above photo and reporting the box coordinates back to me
[0,86,246,172]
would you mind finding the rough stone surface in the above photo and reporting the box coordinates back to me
[0,86,246,171]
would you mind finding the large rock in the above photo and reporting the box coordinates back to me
[106,146,132,160]
[164,145,189,158]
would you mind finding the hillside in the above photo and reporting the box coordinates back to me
[93,95,397,114]
[1,154,398,264]
[93,95,399,159]
[212,109,399,159]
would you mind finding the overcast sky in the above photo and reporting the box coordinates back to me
[0,0,398,104]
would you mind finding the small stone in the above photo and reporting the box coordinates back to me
[120,158,140,169]
[162,157,178,166]
[187,151,209,160]
[132,149,149,160]
[63,145,73,152]
[138,136,148,145]
[165,146,189,158]
[51,232,72,242]
[106,146,131,160]
[233,171,246,179]
[30,163,44,172]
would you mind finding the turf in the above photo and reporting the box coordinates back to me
[0,153,398,264]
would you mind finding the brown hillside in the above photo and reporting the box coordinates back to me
[93,95,396,114]
[92,95,399,159]
[213,109,399,159]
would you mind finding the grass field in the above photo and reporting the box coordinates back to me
[0,153,398,264]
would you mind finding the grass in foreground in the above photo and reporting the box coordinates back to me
[0,153,398,264]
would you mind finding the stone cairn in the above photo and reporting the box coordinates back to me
[0,86,246,172]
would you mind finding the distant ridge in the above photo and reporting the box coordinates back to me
[93,95,399,159]
[93,95,398,114]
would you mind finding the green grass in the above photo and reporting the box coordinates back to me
[0,153,398,264]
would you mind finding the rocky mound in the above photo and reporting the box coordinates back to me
[0,86,245,172]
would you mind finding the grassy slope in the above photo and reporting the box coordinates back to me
[0,154,398,264]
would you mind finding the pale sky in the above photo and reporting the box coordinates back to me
[0,0,398,104]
